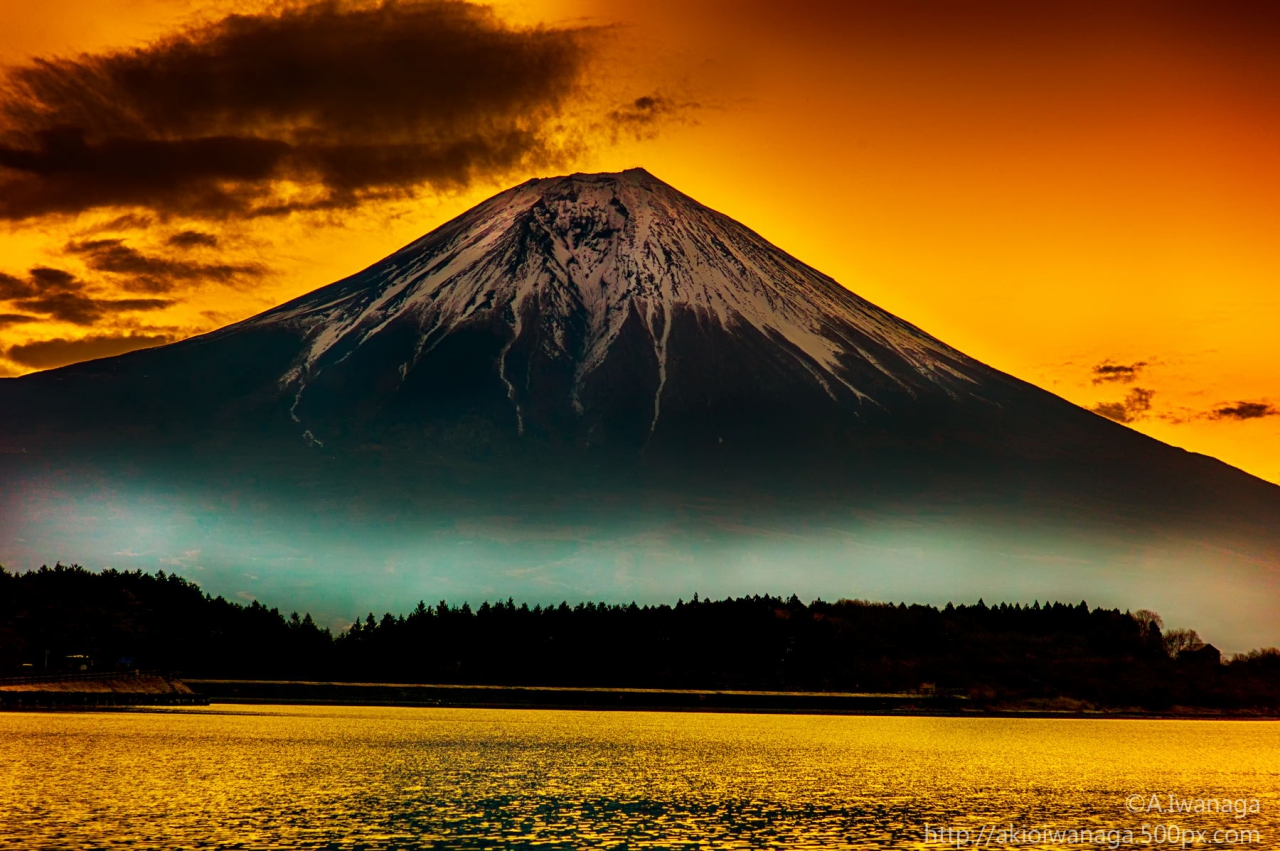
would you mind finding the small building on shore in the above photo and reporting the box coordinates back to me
[1180,644,1222,667]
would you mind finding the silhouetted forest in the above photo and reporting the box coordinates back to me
[3,563,1280,710]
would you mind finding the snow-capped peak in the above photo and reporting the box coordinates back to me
[247,169,981,435]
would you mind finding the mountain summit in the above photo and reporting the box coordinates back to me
[248,168,982,447]
[179,167,995,460]
[1,169,1277,646]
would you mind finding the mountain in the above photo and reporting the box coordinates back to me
[2,168,1278,646]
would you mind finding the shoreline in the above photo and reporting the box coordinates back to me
[0,672,208,709]
[180,679,1280,720]
[4,676,1274,718]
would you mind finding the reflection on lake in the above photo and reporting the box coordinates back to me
[1,706,1277,849]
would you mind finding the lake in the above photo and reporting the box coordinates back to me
[1,706,1276,849]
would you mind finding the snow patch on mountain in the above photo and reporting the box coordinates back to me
[245,169,980,439]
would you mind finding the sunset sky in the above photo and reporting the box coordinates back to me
[1,0,1277,482]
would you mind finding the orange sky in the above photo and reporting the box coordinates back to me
[1,0,1277,482]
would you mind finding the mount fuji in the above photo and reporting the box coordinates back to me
[2,169,1278,646]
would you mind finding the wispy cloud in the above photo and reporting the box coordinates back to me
[66,238,264,293]
[0,313,40,329]
[1091,360,1147,385]
[1209,401,1277,421]
[606,93,702,141]
[166,230,219,249]
[0,266,170,325]
[1091,387,1155,423]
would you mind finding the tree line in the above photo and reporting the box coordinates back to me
[2,563,1279,709]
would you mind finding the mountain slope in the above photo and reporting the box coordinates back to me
[253,168,980,435]
[1,168,1277,646]
[5,169,1275,501]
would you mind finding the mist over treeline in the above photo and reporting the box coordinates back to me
[3,563,1279,710]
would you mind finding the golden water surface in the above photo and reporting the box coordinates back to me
[1,706,1277,849]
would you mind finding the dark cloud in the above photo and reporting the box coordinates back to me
[66,238,264,292]
[1092,360,1147,384]
[28,266,78,291]
[0,272,34,299]
[167,230,219,249]
[98,213,154,231]
[11,292,172,325]
[6,333,175,370]
[1210,401,1277,421]
[1,266,79,299]
[0,130,291,218]
[607,93,700,140]
[1156,399,1279,424]
[0,1,602,220]
[0,265,171,324]
[0,313,40,329]
[1092,387,1155,424]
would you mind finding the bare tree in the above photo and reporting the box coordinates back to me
[1164,628,1204,658]
[1133,610,1164,632]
